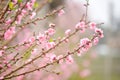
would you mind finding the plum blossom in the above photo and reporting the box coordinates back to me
[45,42,55,50]
[66,55,74,64]
[5,19,12,25]
[93,37,99,45]
[75,21,85,33]
[4,27,16,40]
[95,28,104,38]
[89,22,96,30]
[80,38,92,52]
[30,12,36,19]
[0,50,4,57]
[45,28,55,36]
[77,50,83,57]
[46,53,56,62]
[26,2,32,11]
[29,36,35,44]
[57,55,63,64]
[37,33,46,43]
[65,29,71,35]
[58,9,65,16]
[21,9,27,16]
[16,15,23,24]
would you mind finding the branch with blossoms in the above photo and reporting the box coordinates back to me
[0,0,104,80]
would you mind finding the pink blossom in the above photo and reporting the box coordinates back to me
[5,19,12,25]
[95,28,104,38]
[93,37,99,45]
[4,27,15,40]
[29,36,35,44]
[21,9,27,16]
[16,15,23,24]
[46,53,56,62]
[0,76,4,80]
[30,0,36,6]
[75,21,85,33]
[26,2,32,11]
[58,9,65,16]
[31,48,37,55]
[89,22,96,30]
[45,28,55,36]
[37,33,46,43]
[0,50,4,57]
[57,55,63,64]
[30,12,36,19]
[66,55,74,64]
[77,50,83,56]
[65,29,71,35]
[31,0,36,3]
[45,42,55,50]
[80,38,92,52]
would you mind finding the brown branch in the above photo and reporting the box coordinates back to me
[4,34,99,79]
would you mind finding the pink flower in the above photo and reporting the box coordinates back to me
[31,0,36,3]
[45,28,55,36]
[95,28,104,38]
[93,37,99,45]
[46,53,56,62]
[80,38,92,52]
[77,50,83,56]
[0,76,4,80]
[29,36,35,44]
[75,21,85,33]
[89,22,96,30]
[66,55,74,64]
[58,9,65,16]
[37,33,46,43]
[30,12,36,19]
[21,9,27,16]
[45,42,55,50]
[65,29,71,35]
[5,19,12,25]
[0,50,4,57]
[26,2,32,11]
[31,48,37,55]
[57,55,63,64]
[4,27,15,40]
[16,15,23,24]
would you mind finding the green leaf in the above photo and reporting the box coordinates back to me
[23,45,35,60]
[23,50,31,60]
[18,0,23,3]
[49,38,53,42]
[33,2,39,8]
[9,2,14,10]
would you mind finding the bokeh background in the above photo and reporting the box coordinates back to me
[46,0,120,80]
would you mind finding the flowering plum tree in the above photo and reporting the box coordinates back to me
[0,0,104,80]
